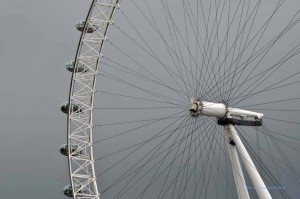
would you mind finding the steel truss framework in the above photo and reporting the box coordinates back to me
[67,1,120,198]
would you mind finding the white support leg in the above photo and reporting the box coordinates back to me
[225,125,250,199]
[228,124,272,199]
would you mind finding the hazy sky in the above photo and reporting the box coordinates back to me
[0,0,87,198]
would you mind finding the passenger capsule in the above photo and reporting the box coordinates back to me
[63,185,73,197]
[60,102,82,114]
[63,185,85,197]
[66,60,88,73]
[60,144,82,156]
[76,20,98,33]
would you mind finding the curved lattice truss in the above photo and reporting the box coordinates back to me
[67,1,120,198]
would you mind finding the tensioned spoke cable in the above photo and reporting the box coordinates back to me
[110,117,203,198]
[100,71,186,105]
[263,117,300,125]
[223,0,287,100]
[126,117,211,198]
[197,125,222,198]
[105,39,190,100]
[238,130,292,198]
[181,0,196,97]
[95,115,185,127]
[101,58,189,98]
[262,123,300,183]
[245,126,300,161]
[183,125,218,198]
[201,0,261,99]
[162,0,197,96]
[209,0,247,101]
[159,1,194,98]
[223,0,262,100]
[157,119,201,198]
[230,43,300,105]
[182,0,213,98]
[97,112,190,183]
[202,10,261,100]
[95,117,207,161]
[130,0,198,96]
[96,90,183,107]
[227,71,300,104]
[239,97,300,108]
[95,106,186,110]
[205,125,226,198]
[204,0,293,101]
[250,126,300,142]
[159,0,209,93]
[203,0,229,100]
[93,110,186,143]
[194,124,222,198]
[152,120,218,199]
[160,0,197,97]
[174,114,197,199]
[135,112,197,199]
[208,51,300,102]
[227,6,300,102]
[196,0,226,100]
[238,127,293,195]
[100,117,194,195]
[225,0,251,101]
[210,44,300,103]
[146,0,198,97]
[180,123,219,199]
[240,127,298,175]
[170,118,205,199]
[114,10,191,99]
[112,116,190,196]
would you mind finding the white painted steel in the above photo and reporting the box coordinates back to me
[67,1,120,199]
[190,99,263,119]
[228,108,264,119]
[228,125,272,199]
[224,125,250,199]
[201,101,227,118]
[190,99,226,118]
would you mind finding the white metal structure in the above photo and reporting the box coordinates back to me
[62,0,300,198]
[226,124,272,199]
[189,99,270,198]
[66,1,120,198]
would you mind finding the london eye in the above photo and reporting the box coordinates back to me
[60,0,300,198]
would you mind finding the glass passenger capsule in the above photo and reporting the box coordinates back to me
[63,185,73,198]
[76,20,99,33]
[63,185,85,197]
[60,102,82,114]
[65,60,88,73]
[59,144,82,156]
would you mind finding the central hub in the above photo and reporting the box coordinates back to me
[189,98,264,126]
[189,98,227,118]
[189,98,201,117]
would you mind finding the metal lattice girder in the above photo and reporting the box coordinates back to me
[67,0,121,198]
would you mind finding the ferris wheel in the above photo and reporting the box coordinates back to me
[60,0,300,198]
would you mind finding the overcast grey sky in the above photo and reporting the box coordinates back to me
[0,0,87,198]
[0,0,300,198]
